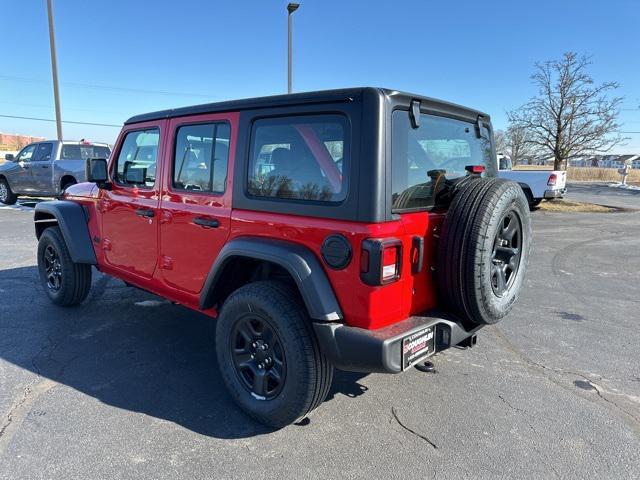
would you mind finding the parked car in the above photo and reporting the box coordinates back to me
[0,140,111,204]
[32,88,531,427]
[497,154,567,208]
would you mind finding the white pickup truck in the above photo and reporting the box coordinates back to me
[497,155,567,208]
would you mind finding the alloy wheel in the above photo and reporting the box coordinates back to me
[230,314,286,400]
[490,210,523,297]
[43,244,63,291]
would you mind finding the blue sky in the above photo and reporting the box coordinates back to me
[1,0,639,151]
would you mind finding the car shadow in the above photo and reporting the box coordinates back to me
[0,266,369,438]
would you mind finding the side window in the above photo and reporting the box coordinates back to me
[114,129,159,187]
[173,122,230,193]
[33,143,53,162]
[16,144,37,162]
[247,115,348,202]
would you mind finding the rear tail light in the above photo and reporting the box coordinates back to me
[360,239,402,286]
[547,173,557,186]
[465,165,486,174]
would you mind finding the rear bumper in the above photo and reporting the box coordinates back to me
[544,188,566,199]
[313,311,481,373]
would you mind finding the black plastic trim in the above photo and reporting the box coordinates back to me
[313,310,482,373]
[321,234,352,270]
[411,236,424,274]
[34,200,97,264]
[199,237,343,321]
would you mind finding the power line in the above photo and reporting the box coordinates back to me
[0,100,125,117]
[0,74,214,99]
[0,114,121,128]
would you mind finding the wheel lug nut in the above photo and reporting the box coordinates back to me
[250,353,255,359]
[252,342,258,349]
[261,344,268,351]
[258,363,264,369]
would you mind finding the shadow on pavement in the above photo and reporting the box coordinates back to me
[0,265,369,439]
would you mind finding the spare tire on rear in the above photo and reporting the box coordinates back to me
[437,177,531,326]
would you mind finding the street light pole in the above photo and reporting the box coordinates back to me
[46,0,63,141]
[287,3,299,94]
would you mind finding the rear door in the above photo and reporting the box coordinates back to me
[100,121,165,279]
[31,142,55,194]
[391,108,495,315]
[158,112,238,294]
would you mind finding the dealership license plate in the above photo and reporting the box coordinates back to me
[402,326,435,370]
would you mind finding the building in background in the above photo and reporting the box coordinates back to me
[0,133,46,152]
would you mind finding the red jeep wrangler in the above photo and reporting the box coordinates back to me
[34,88,531,427]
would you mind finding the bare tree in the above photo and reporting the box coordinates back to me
[494,129,507,155]
[509,52,625,170]
[505,124,536,165]
[494,126,535,165]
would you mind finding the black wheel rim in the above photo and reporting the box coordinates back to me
[43,244,62,291]
[491,210,523,297]
[229,314,286,400]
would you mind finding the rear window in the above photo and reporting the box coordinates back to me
[247,115,348,203]
[391,111,495,211]
[173,122,230,193]
[61,144,111,160]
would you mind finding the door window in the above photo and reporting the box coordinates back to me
[33,143,53,161]
[247,115,348,203]
[114,129,159,187]
[173,122,230,193]
[16,144,37,162]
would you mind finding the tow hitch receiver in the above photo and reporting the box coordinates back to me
[457,334,478,349]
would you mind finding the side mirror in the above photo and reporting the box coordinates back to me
[123,161,146,185]
[86,158,108,182]
[86,158,111,190]
[5,154,14,162]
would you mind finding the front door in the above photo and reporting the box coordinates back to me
[100,122,165,279]
[11,144,37,193]
[158,113,238,295]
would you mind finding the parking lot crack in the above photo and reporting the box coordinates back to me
[391,407,438,449]
[497,394,530,416]
[492,327,640,429]
[0,379,57,456]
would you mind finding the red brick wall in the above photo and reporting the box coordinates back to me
[0,133,46,150]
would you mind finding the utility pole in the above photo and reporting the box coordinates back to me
[47,0,63,141]
[287,3,299,94]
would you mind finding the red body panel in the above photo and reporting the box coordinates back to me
[68,112,443,330]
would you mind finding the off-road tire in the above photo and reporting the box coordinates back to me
[37,226,92,306]
[437,177,531,326]
[0,178,17,205]
[215,281,334,428]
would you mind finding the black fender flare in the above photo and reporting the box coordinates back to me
[34,200,97,264]
[199,237,343,322]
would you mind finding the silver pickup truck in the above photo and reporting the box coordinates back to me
[0,140,111,204]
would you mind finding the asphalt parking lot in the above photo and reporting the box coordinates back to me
[0,183,639,479]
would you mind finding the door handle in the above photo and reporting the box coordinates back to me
[135,208,155,218]
[41,164,49,168]
[193,217,219,228]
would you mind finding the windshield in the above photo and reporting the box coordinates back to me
[391,110,495,211]
[61,144,111,160]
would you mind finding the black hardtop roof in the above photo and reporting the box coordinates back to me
[124,87,490,125]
